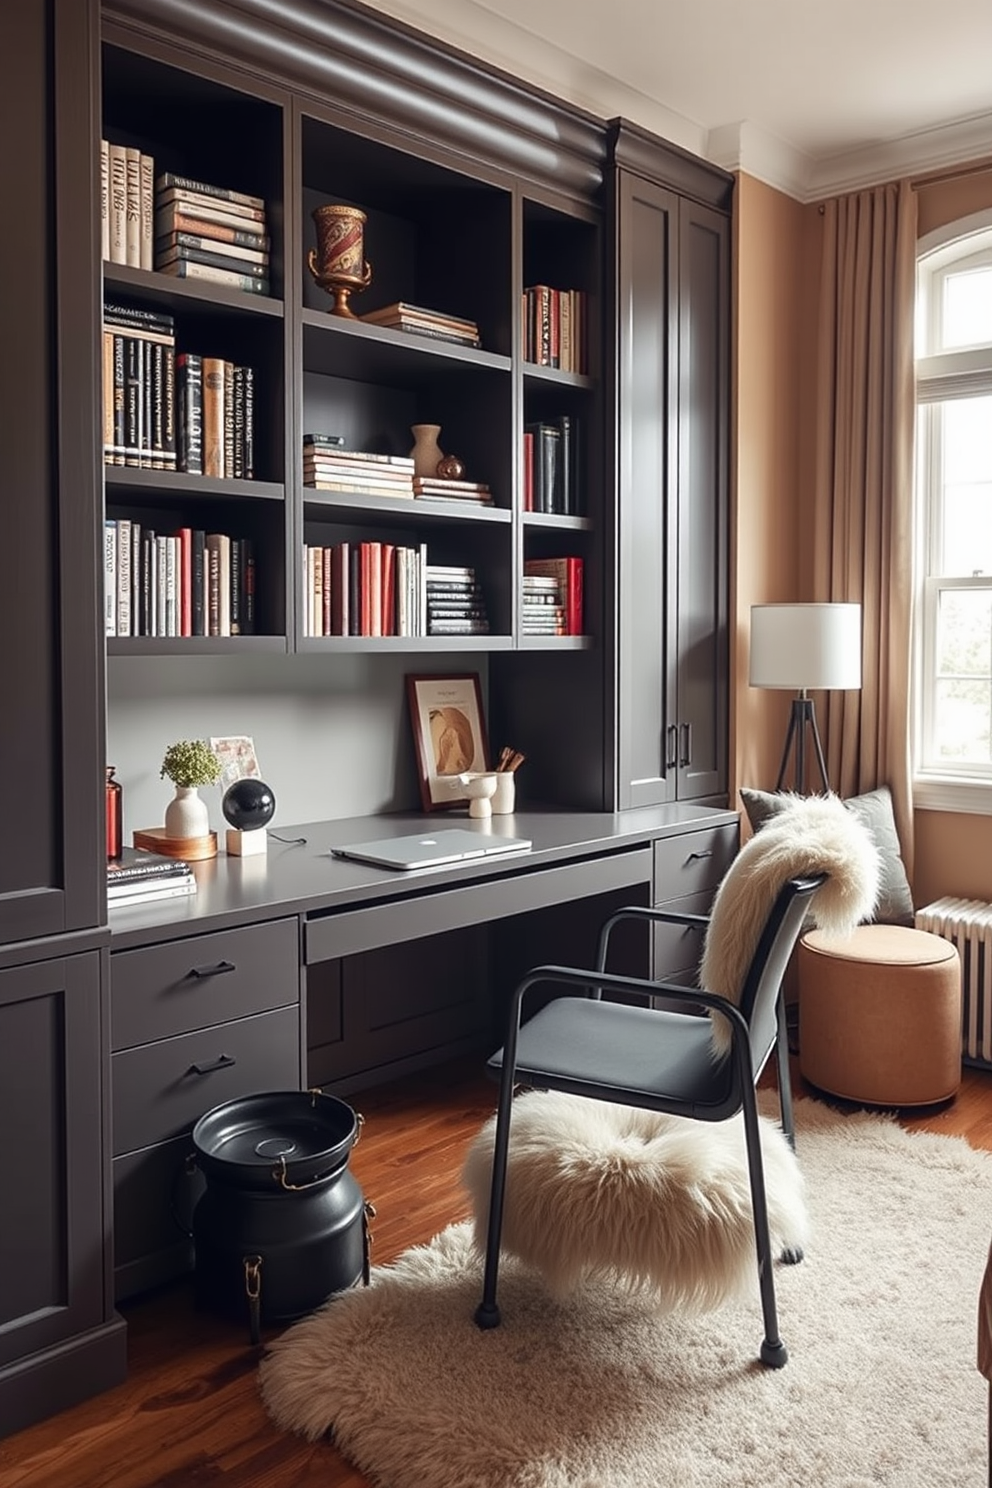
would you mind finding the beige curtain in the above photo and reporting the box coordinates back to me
[813,180,918,875]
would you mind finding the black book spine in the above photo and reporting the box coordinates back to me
[229,536,242,635]
[163,345,176,468]
[123,336,140,467]
[242,538,255,635]
[242,365,254,479]
[112,334,125,467]
[151,340,164,468]
[232,365,245,480]
[191,529,206,636]
[177,354,203,474]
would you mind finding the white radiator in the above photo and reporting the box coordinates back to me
[915,898,992,1066]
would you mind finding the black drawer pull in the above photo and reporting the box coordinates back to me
[687,850,713,861]
[187,1054,237,1076]
[188,960,236,980]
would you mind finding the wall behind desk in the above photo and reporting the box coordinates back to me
[107,654,484,836]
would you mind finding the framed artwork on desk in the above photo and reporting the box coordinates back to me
[406,672,490,811]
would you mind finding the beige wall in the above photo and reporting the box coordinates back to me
[730,173,808,809]
[735,162,992,899]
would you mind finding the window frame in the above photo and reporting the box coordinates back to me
[913,209,992,815]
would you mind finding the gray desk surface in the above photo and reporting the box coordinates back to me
[108,802,738,950]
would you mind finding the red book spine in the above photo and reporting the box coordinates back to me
[381,543,395,636]
[359,542,372,635]
[567,556,584,636]
[176,526,192,636]
[322,546,333,637]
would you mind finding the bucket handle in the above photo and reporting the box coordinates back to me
[244,1254,262,1346]
[271,1107,365,1190]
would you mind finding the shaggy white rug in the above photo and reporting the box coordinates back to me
[259,1097,991,1488]
[461,1090,809,1311]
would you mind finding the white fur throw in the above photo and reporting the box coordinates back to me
[701,792,880,1056]
[463,1089,808,1312]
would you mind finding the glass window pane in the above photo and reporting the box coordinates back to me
[932,678,992,763]
[935,396,992,576]
[936,589,992,676]
[942,266,992,350]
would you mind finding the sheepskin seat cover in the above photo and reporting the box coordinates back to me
[463,1090,809,1312]
[701,792,880,1056]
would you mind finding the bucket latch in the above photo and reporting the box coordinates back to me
[244,1254,263,1345]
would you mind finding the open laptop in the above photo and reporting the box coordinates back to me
[331,827,533,871]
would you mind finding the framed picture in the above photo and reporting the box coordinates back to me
[406,673,490,811]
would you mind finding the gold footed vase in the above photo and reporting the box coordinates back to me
[308,203,373,318]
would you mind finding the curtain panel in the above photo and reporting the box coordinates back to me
[813,180,918,875]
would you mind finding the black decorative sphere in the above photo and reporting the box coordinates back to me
[222,778,276,831]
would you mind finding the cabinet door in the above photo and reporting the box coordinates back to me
[0,0,104,946]
[614,172,679,809]
[0,955,109,1368]
[675,201,729,800]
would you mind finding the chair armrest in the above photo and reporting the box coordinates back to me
[595,903,711,972]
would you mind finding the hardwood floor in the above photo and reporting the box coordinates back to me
[3,1055,992,1487]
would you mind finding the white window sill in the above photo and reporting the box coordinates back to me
[913,776,992,814]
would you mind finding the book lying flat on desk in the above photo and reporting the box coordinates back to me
[107,845,193,884]
[108,875,197,907]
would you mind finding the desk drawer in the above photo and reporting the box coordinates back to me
[652,824,737,904]
[111,918,299,1050]
[112,1005,300,1156]
[306,849,652,963]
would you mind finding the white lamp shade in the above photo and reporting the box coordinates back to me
[749,603,862,691]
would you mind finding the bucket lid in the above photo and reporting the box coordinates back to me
[192,1090,358,1186]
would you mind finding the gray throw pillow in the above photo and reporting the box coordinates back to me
[738,784,914,927]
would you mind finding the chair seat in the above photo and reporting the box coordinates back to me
[488,997,738,1120]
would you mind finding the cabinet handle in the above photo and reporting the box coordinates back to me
[666,724,678,769]
[188,960,236,979]
[679,722,692,767]
[187,1054,237,1076]
[687,850,712,860]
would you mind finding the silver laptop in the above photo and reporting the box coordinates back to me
[331,828,533,871]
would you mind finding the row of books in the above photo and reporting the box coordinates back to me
[155,172,271,296]
[107,846,197,908]
[524,416,581,515]
[522,557,584,636]
[361,301,481,348]
[102,140,154,268]
[302,544,491,638]
[522,285,588,374]
[104,522,256,638]
[101,302,255,476]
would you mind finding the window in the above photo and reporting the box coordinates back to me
[914,212,992,812]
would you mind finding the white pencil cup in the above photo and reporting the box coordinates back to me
[491,773,516,815]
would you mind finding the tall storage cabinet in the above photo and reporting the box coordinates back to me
[607,124,731,810]
[0,0,126,1436]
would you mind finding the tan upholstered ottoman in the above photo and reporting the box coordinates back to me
[798,925,962,1107]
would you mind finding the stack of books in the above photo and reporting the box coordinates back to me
[426,563,490,636]
[522,556,584,636]
[413,476,492,505]
[107,846,197,908]
[360,302,481,348]
[303,435,414,497]
[154,172,270,297]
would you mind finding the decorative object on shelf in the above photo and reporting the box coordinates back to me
[436,453,465,480]
[409,423,444,478]
[154,738,222,858]
[106,765,123,861]
[223,777,275,857]
[308,203,373,318]
[406,672,490,812]
[458,770,499,819]
[749,603,862,793]
[210,734,262,793]
[492,745,525,814]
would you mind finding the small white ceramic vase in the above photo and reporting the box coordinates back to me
[164,785,209,839]
[491,772,516,815]
[459,771,498,819]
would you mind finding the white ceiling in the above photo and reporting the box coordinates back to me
[364,0,992,199]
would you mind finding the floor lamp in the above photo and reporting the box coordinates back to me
[749,603,862,794]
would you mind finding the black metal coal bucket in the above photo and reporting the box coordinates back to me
[190,1088,372,1343]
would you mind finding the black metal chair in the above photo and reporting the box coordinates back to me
[473,871,828,1368]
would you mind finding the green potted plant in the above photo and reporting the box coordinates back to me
[161,739,221,841]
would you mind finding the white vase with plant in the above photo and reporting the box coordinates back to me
[161,739,221,840]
